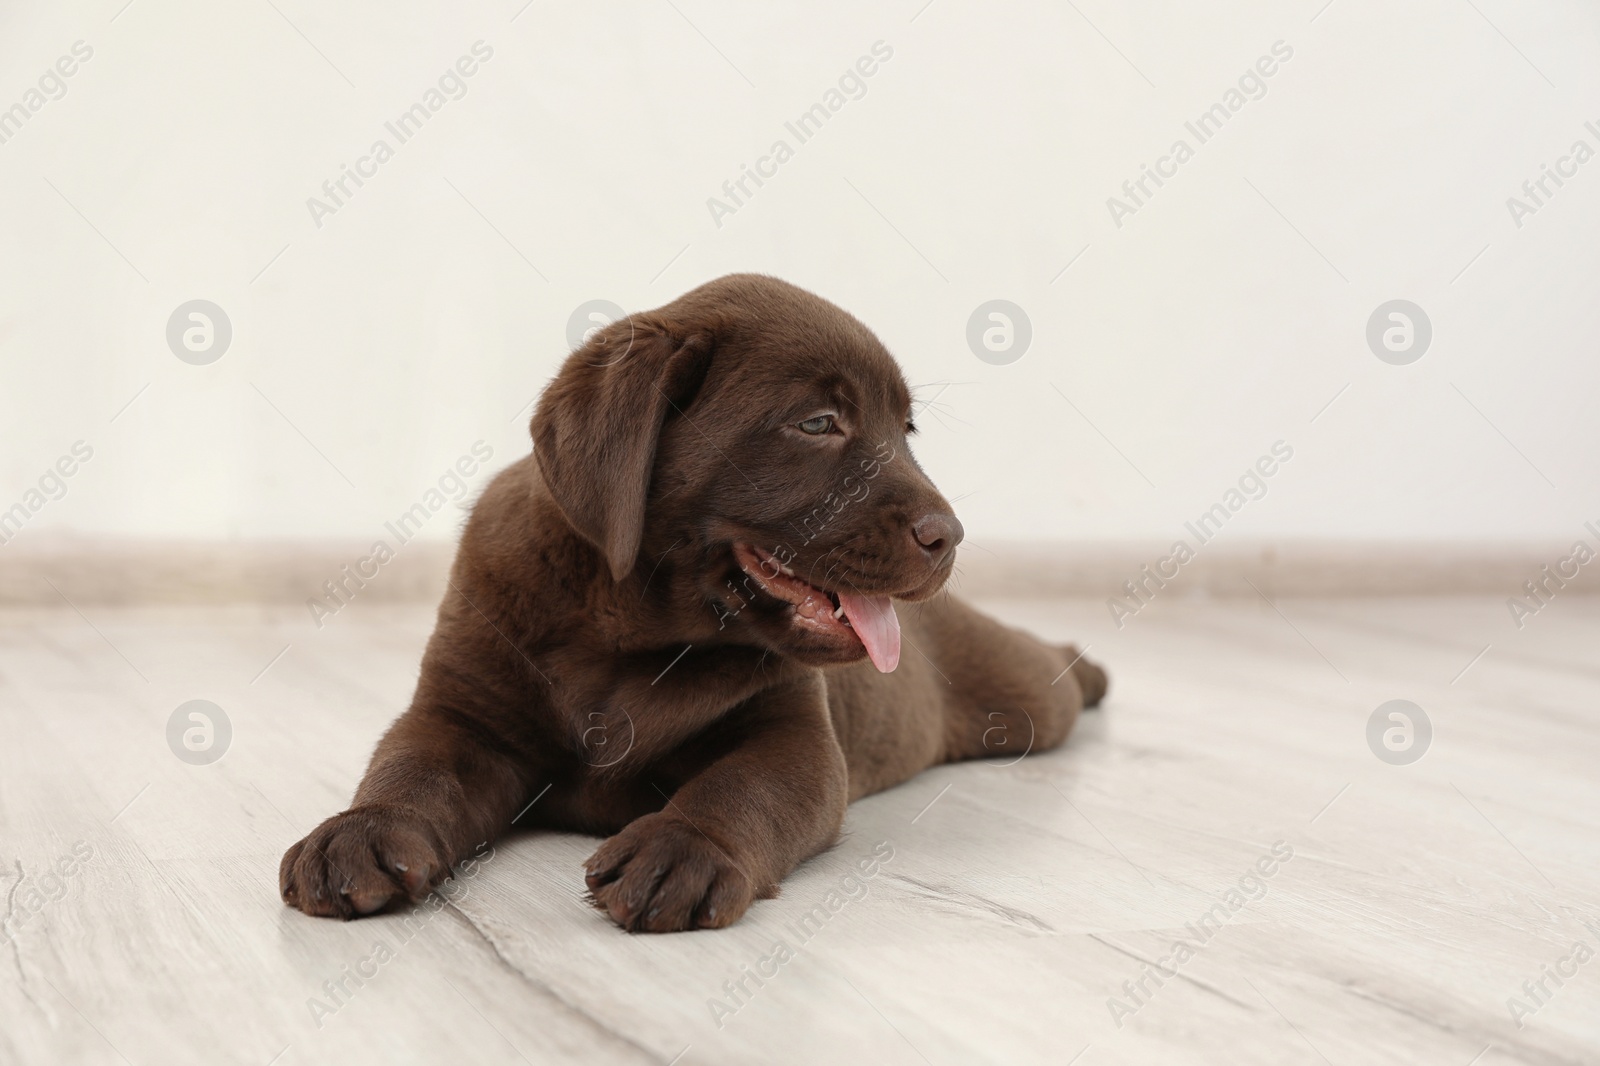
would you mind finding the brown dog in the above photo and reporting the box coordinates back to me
[279,274,1106,932]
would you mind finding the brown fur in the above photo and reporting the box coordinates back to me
[279,274,1107,932]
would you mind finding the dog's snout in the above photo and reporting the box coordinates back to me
[911,512,963,566]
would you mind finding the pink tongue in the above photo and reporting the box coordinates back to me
[836,591,901,673]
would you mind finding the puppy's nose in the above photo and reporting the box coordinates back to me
[911,512,963,567]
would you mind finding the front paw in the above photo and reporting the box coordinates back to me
[583,813,757,933]
[280,806,448,919]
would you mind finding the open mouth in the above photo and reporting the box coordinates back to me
[731,542,901,673]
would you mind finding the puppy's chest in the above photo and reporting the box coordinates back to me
[532,646,794,827]
[547,641,787,726]
[537,640,761,739]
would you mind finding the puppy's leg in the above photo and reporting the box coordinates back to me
[584,674,847,933]
[279,709,525,918]
[908,597,1108,764]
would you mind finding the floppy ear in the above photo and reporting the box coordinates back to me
[531,315,715,582]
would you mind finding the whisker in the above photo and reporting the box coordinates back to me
[806,545,844,586]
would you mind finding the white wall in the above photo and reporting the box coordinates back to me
[2,0,1597,550]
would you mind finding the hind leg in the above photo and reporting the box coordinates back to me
[903,597,1108,764]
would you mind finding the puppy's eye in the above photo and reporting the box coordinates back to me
[797,415,836,435]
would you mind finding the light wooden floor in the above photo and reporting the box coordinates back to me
[1,595,1596,1065]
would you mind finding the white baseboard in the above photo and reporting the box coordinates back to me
[0,537,1584,605]
[950,540,1581,599]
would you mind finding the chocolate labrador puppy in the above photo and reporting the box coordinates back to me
[280,274,1106,932]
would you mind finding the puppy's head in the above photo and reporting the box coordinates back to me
[531,274,961,672]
